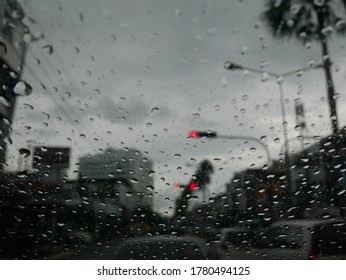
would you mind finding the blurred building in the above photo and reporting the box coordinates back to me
[288,129,346,218]
[78,148,154,213]
[32,146,70,183]
[227,128,346,220]
[228,160,288,219]
[0,0,29,171]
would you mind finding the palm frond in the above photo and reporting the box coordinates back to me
[261,0,346,41]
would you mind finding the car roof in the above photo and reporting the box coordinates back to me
[270,219,345,228]
[115,235,208,259]
[120,235,206,247]
[221,227,251,234]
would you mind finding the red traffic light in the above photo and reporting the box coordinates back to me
[189,182,198,191]
[189,131,199,138]
[189,130,217,138]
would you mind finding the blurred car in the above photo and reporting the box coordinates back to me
[225,219,346,259]
[113,235,209,259]
[217,227,256,259]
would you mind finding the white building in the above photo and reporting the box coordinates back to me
[79,148,154,212]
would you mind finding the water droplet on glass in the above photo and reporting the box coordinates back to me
[337,189,346,196]
[150,107,159,117]
[206,28,216,36]
[335,19,346,31]
[296,70,303,77]
[220,77,228,87]
[14,81,32,95]
[18,148,30,158]
[286,19,294,28]
[241,46,248,55]
[128,35,135,44]
[110,34,116,42]
[322,26,333,36]
[260,73,270,82]
[290,4,300,14]
[23,103,34,110]
[276,76,284,84]
[42,44,53,55]
[313,0,325,7]
[274,0,282,8]
[130,178,138,183]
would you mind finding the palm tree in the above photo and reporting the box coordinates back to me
[262,0,346,135]
[174,160,214,217]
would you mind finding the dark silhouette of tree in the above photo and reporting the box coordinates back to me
[175,160,214,218]
[343,0,346,10]
[262,0,346,134]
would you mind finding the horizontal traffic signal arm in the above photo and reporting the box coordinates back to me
[189,131,217,138]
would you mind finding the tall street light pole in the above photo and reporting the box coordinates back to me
[224,62,323,199]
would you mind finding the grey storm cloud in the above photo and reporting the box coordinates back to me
[95,96,173,125]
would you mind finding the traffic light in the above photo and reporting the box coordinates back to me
[189,130,217,138]
[189,182,198,191]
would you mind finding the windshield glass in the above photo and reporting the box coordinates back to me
[1,0,346,260]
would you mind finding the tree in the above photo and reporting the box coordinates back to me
[262,0,346,135]
[174,160,214,218]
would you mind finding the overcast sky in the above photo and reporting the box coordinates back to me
[9,0,346,215]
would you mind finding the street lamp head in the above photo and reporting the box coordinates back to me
[224,61,243,71]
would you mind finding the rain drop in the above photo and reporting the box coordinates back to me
[150,107,160,116]
[130,178,138,183]
[14,81,32,96]
[18,148,31,158]
[42,44,53,55]
[313,0,325,7]
[260,73,270,82]
[23,103,34,110]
